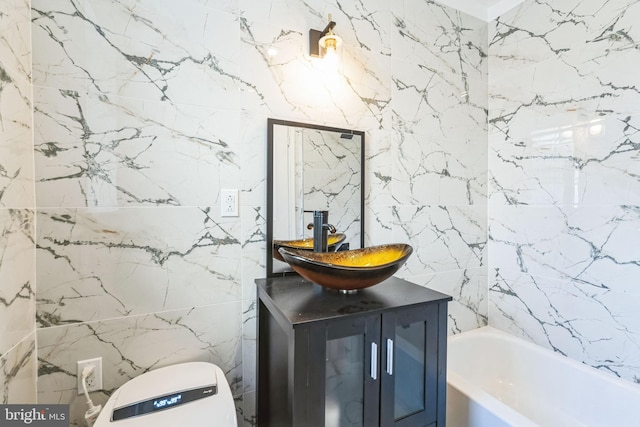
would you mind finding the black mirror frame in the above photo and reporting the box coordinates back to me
[266,118,365,277]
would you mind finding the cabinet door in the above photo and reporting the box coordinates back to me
[380,304,439,427]
[308,314,381,427]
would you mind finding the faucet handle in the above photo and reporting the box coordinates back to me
[306,223,337,233]
[307,223,336,233]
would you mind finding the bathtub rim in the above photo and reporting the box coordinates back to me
[448,326,640,396]
[447,326,640,427]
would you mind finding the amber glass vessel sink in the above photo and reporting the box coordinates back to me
[278,243,413,292]
[272,233,347,262]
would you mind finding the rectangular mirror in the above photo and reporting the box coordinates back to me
[267,119,365,276]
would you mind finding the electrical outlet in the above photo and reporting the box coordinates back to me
[77,357,103,394]
[221,189,239,217]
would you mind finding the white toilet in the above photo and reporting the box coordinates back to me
[94,362,237,427]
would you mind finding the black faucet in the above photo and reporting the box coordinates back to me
[307,210,336,252]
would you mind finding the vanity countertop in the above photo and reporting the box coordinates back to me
[255,275,451,327]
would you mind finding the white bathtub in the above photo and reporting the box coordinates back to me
[446,327,640,427]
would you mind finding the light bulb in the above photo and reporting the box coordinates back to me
[323,46,339,72]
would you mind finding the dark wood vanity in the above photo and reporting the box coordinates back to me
[256,275,452,427]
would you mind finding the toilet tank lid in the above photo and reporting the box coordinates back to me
[113,362,219,408]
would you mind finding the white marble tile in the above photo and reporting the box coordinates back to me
[240,205,265,302]
[0,333,36,404]
[488,0,640,385]
[0,209,35,356]
[196,0,239,14]
[235,19,311,119]
[490,1,640,132]
[297,127,363,247]
[241,298,256,394]
[32,0,241,107]
[37,302,242,424]
[490,197,640,297]
[333,0,392,57]
[302,128,361,206]
[364,127,395,210]
[407,268,488,335]
[0,0,36,407]
[0,0,33,208]
[0,0,31,78]
[34,86,242,207]
[240,390,256,427]
[490,110,640,206]
[36,207,242,326]
[392,0,487,81]
[489,1,640,207]
[238,0,324,36]
[489,269,640,383]
[391,56,487,127]
[0,111,33,208]
[26,0,486,421]
[390,51,487,206]
[239,27,391,127]
[240,0,392,57]
[393,128,488,206]
[370,205,486,276]
[238,112,268,208]
[492,0,640,64]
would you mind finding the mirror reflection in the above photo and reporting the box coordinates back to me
[267,119,365,276]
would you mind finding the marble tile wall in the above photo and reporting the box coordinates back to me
[488,0,640,384]
[379,0,489,335]
[300,128,362,248]
[0,0,37,404]
[29,0,487,425]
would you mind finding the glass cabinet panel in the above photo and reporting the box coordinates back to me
[325,334,365,427]
[394,320,426,420]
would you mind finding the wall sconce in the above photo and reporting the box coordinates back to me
[309,14,343,66]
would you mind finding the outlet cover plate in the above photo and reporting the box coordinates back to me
[77,357,103,394]
[221,189,239,217]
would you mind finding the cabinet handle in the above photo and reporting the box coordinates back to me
[371,342,378,380]
[386,338,394,375]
